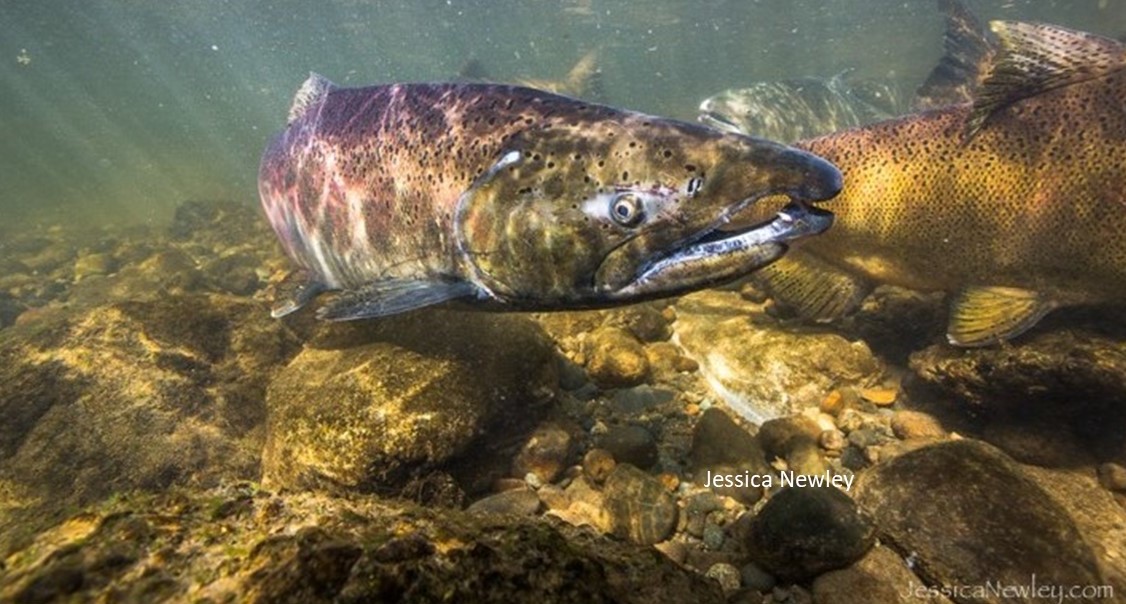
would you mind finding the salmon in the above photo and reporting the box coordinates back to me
[744,3,1126,346]
[258,77,841,320]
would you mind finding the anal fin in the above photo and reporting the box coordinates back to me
[753,251,872,322]
[270,270,326,319]
[947,286,1057,347]
[316,277,479,321]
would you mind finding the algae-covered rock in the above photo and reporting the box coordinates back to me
[909,331,1126,465]
[0,294,299,551]
[674,290,883,423]
[262,310,558,493]
[585,326,651,389]
[0,486,725,603]
[855,439,1107,601]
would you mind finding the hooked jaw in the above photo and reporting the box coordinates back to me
[605,148,841,300]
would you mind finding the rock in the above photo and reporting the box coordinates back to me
[608,384,675,415]
[603,464,678,545]
[819,390,846,415]
[684,492,721,538]
[811,545,948,604]
[611,303,672,342]
[73,252,117,280]
[466,488,541,516]
[909,332,1126,465]
[760,415,830,476]
[739,562,776,593]
[201,254,262,295]
[597,425,659,470]
[1098,462,1126,493]
[889,410,945,440]
[819,429,846,453]
[167,199,270,247]
[21,242,75,274]
[705,562,741,592]
[263,310,556,493]
[0,294,25,328]
[758,415,821,460]
[512,421,575,484]
[746,487,876,582]
[855,439,1107,598]
[0,294,298,551]
[582,448,616,484]
[858,387,897,407]
[1019,464,1126,593]
[847,427,892,449]
[0,487,725,603]
[674,290,882,423]
[544,475,613,533]
[690,408,768,505]
[701,522,725,550]
[135,249,205,293]
[654,540,688,565]
[585,326,651,388]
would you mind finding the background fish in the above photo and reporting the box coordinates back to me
[698,71,908,143]
[750,6,1126,346]
[258,77,841,320]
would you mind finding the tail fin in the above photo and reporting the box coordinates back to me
[913,0,995,110]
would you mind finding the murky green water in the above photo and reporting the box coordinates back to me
[0,0,1119,225]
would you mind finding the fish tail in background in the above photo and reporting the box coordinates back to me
[913,0,995,110]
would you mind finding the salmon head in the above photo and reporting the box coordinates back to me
[452,111,841,309]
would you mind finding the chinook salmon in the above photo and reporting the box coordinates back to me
[737,1,1126,346]
[258,77,841,320]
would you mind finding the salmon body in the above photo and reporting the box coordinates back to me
[743,16,1126,346]
[258,77,840,320]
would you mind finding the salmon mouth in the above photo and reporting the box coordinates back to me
[666,200,834,261]
[608,200,834,299]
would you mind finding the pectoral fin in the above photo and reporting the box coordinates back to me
[316,278,480,321]
[947,286,1057,346]
[753,251,872,322]
[270,269,326,318]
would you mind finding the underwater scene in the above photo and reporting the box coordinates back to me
[2,0,1126,602]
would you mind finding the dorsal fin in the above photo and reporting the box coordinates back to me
[914,0,995,110]
[288,73,336,125]
[965,22,1126,139]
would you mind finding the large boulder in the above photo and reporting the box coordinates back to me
[673,290,883,423]
[262,310,558,494]
[855,439,1108,602]
[0,486,725,603]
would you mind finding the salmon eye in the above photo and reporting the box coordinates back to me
[610,193,645,227]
